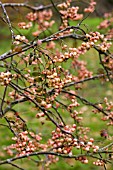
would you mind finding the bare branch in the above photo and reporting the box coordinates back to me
[0,1,14,42]
[3,2,59,11]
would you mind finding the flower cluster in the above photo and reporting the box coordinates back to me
[58,0,83,29]
[5,131,46,157]
[106,28,113,40]
[97,11,113,30]
[14,34,28,45]
[43,67,73,89]
[0,71,12,85]
[49,125,100,163]
[97,19,112,29]
[8,90,24,100]
[73,137,99,153]
[93,97,113,126]
[76,156,88,164]
[97,11,113,40]
[76,31,111,52]
[50,125,76,154]
[46,41,56,49]
[84,0,96,13]
[97,11,113,41]
[93,160,105,166]
[99,40,112,52]
[18,22,32,29]
[71,109,83,123]
[26,10,54,36]
[5,125,59,166]
[26,12,37,21]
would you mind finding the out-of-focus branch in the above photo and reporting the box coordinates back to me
[7,162,26,170]
[0,1,14,41]
[2,2,59,11]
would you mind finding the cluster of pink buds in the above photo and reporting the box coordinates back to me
[93,97,113,126]
[26,12,37,21]
[51,125,76,154]
[73,137,99,154]
[71,110,83,123]
[37,9,53,22]
[57,0,71,9]
[97,12,113,29]
[98,19,111,29]
[104,97,113,111]
[45,155,59,167]
[99,40,112,52]
[68,7,83,21]
[100,97,113,125]
[36,112,45,118]
[84,0,96,13]
[106,28,113,39]
[14,34,28,44]
[82,31,112,52]
[52,45,88,63]
[26,10,54,36]
[86,31,104,42]
[5,131,47,157]
[58,0,82,29]
[104,12,112,18]
[93,159,105,166]
[18,22,32,29]
[103,56,113,74]
[40,100,52,109]
[43,68,73,90]
[72,58,92,79]
[8,90,24,100]
[46,41,56,49]
[68,100,80,109]
[76,156,88,164]
[0,71,12,85]
[52,51,72,63]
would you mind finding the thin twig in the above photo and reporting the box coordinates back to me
[0,86,7,116]
[0,1,14,42]
[63,73,109,88]
[8,162,26,170]
[3,2,59,11]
